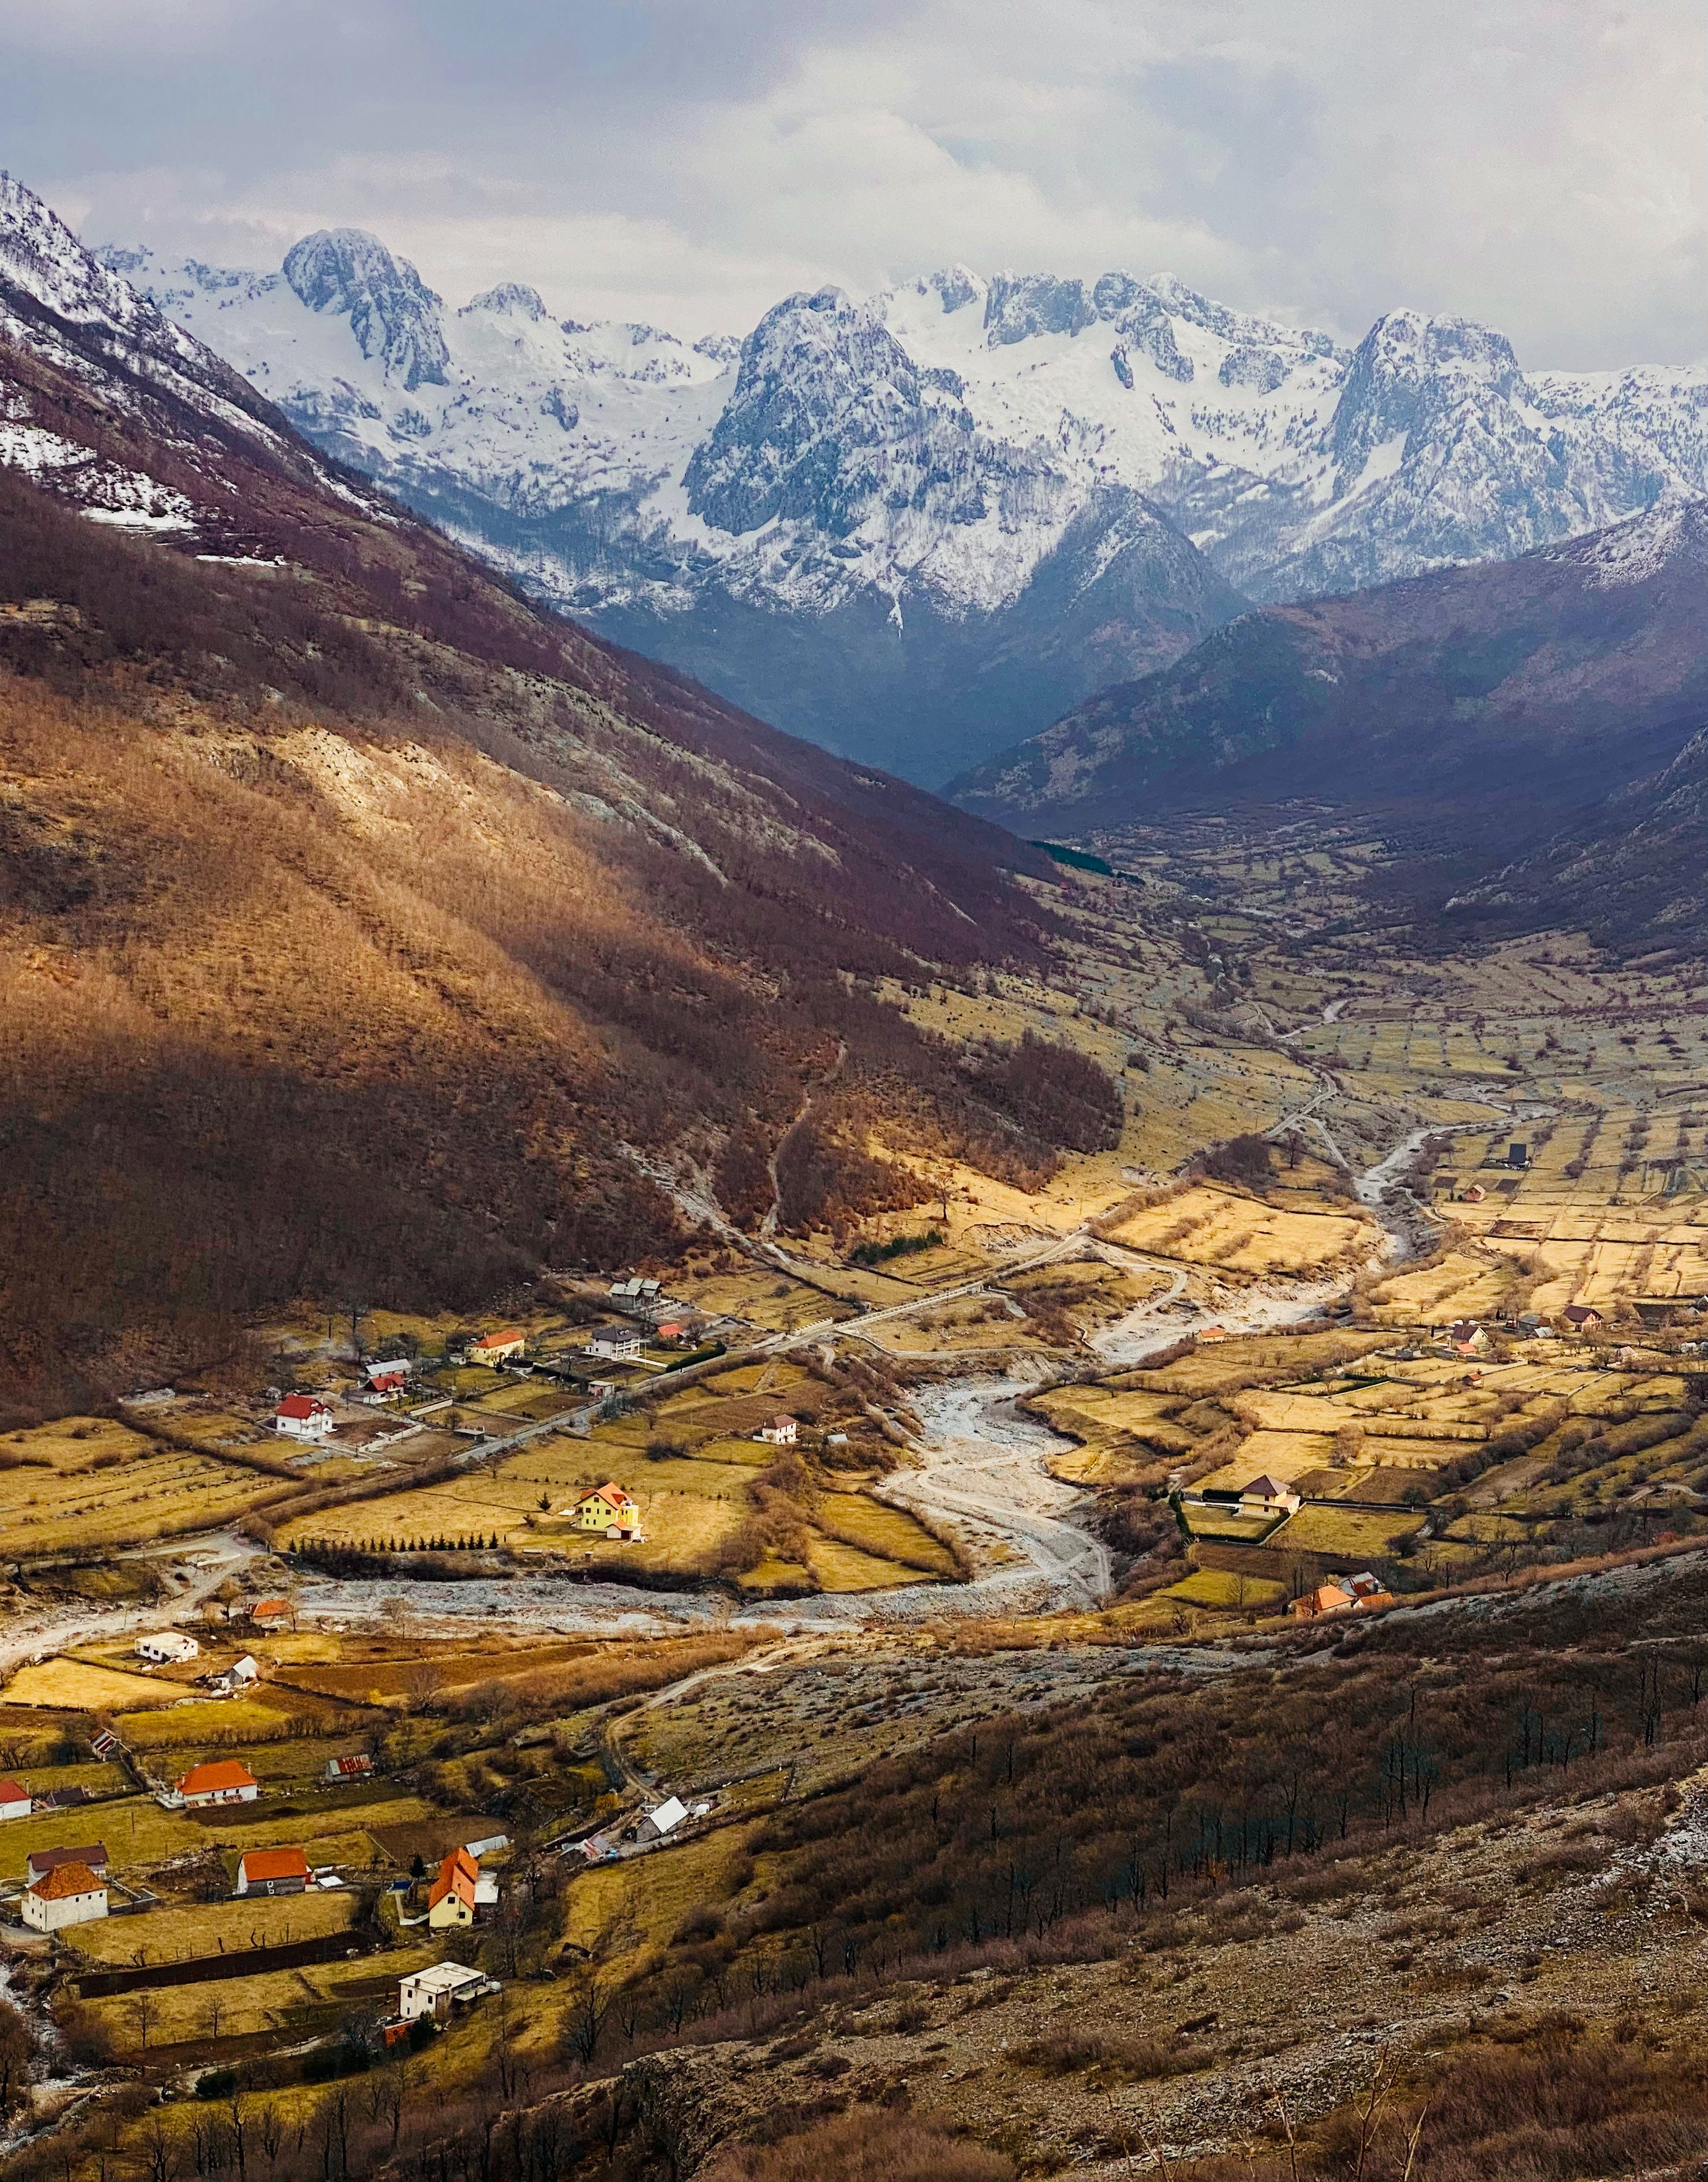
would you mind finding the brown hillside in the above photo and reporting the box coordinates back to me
[0,451,1108,1416]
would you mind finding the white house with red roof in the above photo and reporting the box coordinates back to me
[273,1394,334,1441]
[0,1780,30,1822]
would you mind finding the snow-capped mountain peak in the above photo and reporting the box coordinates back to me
[281,227,448,391]
[82,201,1708,783]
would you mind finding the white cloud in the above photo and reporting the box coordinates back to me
[4,0,1701,365]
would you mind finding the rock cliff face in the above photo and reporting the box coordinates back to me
[102,219,1708,781]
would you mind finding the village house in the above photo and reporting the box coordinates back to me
[244,1598,294,1631]
[755,1415,799,1447]
[427,1846,480,1930]
[467,1328,527,1365]
[1238,1475,1302,1518]
[1291,1580,1357,1620]
[273,1394,335,1442]
[1290,1569,1390,1620]
[398,1961,496,2023]
[587,1327,644,1362]
[608,1277,662,1314]
[1561,1304,1604,1333]
[135,1631,200,1665]
[28,1844,108,1883]
[326,1753,374,1784]
[0,1780,30,1823]
[359,1364,410,1403]
[1460,1183,1487,1205]
[565,1483,643,1539]
[22,1860,107,1932]
[178,1760,260,1808]
[236,1845,310,1897]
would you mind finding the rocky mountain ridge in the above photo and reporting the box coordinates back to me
[949,494,1708,837]
[100,217,1707,782]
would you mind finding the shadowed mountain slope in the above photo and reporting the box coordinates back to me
[0,181,1118,1416]
[948,497,1708,835]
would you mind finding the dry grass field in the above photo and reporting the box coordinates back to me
[279,1364,952,1594]
[68,1887,357,1965]
[0,1415,280,1556]
[0,1657,181,1710]
[1099,1183,1373,1278]
[87,1942,441,2053]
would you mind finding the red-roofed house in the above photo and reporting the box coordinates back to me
[326,1754,374,1783]
[755,1415,798,1446]
[245,1598,293,1629]
[22,1860,106,1932]
[427,1847,479,1930]
[273,1395,334,1442]
[0,1780,30,1822]
[236,1845,310,1897]
[178,1760,259,1808]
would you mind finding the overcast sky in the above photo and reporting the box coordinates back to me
[1,0,1702,368]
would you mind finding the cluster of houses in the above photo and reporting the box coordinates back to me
[1291,1570,1390,1620]
[0,1778,94,1827]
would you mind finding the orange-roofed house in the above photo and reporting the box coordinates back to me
[1290,1582,1357,1621]
[0,1780,30,1823]
[236,1845,310,1897]
[468,1329,527,1364]
[567,1483,641,1538]
[428,1847,479,1930]
[22,1859,107,1932]
[246,1598,293,1629]
[178,1759,259,1808]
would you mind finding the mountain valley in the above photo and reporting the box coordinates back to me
[3,162,1708,2182]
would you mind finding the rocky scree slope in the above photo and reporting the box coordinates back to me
[0,178,1110,1416]
[949,495,1708,837]
[104,230,1708,783]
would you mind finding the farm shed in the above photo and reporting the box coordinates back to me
[136,1631,200,1664]
[326,1754,374,1782]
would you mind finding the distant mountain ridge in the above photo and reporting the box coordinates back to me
[102,225,1708,783]
[948,495,1708,832]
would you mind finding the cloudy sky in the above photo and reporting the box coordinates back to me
[1,0,1702,368]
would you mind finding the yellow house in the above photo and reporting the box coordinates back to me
[427,1847,478,1929]
[567,1483,639,1535]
